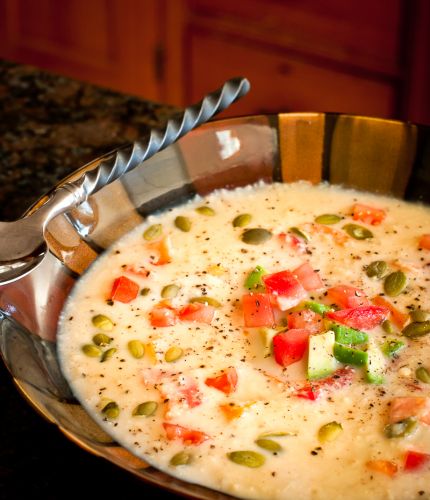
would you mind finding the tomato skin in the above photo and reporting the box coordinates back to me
[352,203,386,225]
[366,460,398,477]
[243,293,274,327]
[263,270,307,311]
[179,302,215,324]
[272,328,311,367]
[327,285,370,309]
[288,309,322,334]
[293,262,324,291]
[294,366,355,400]
[326,305,389,330]
[404,451,430,471]
[162,423,209,445]
[419,234,430,250]
[110,275,139,303]
[149,302,178,327]
[205,367,238,395]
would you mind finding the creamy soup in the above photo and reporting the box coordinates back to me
[57,182,430,500]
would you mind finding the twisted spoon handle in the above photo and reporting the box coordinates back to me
[65,77,250,203]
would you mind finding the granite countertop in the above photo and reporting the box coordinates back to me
[0,60,182,499]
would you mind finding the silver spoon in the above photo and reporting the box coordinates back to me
[0,77,250,285]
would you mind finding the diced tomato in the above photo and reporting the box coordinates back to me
[263,270,307,311]
[149,302,178,327]
[292,262,324,291]
[295,385,318,400]
[161,374,202,409]
[163,423,209,445]
[288,309,323,334]
[294,366,355,400]
[352,203,386,226]
[326,305,389,330]
[273,329,311,367]
[205,367,238,395]
[242,293,274,327]
[404,451,430,471]
[327,285,370,309]
[278,233,307,254]
[419,234,430,250]
[219,403,245,421]
[389,397,430,425]
[366,460,398,477]
[178,302,215,324]
[110,275,139,303]
[149,236,173,265]
[372,295,409,329]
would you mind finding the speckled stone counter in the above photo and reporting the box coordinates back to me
[0,60,181,499]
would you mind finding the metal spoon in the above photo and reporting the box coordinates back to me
[0,77,250,285]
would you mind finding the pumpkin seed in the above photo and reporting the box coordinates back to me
[384,417,417,438]
[91,314,114,331]
[190,296,221,308]
[101,401,120,419]
[127,340,145,359]
[410,309,430,323]
[384,271,407,297]
[255,438,282,453]
[366,260,388,279]
[170,450,192,466]
[382,319,395,334]
[241,228,272,245]
[289,226,310,241]
[92,333,112,346]
[416,366,430,383]
[315,214,342,225]
[82,344,102,357]
[233,213,252,228]
[195,206,215,216]
[343,224,373,240]
[403,321,430,338]
[100,347,116,362]
[165,346,184,362]
[161,284,180,299]
[133,401,158,416]
[175,216,191,232]
[318,421,343,443]
[227,450,265,468]
[143,224,162,241]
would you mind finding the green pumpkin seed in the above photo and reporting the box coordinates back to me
[384,271,407,297]
[100,347,117,362]
[315,214,342,225]
[410,310,430,323]
[82,344,102,357]
[241,228,272,245]
[165,346,184,362]
[318,421,343,443]
[127,340,145,359]
[384,417,417,438]
[233,213,252,228]
[255,439,282,453]
[403,321,430,338]
[133,401,158,416]
[289,226,310,241]
[416,366,430,383]
[382,319,395,334]
[227,450,265,468]
[175,216,192,232]
[101,401,120,419]
[170,450,192,466]
[143,224,162,241]
[366,260,388,279]
[195,206,215,216]
[161,284,180,299]
[343,224,373,240]
[92,333,112,346]
[91,314,114,331]
[189,296,221,308]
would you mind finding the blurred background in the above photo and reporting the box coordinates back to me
[0,0,430,124]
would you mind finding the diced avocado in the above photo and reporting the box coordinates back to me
[381,339,405,357]
[304,301,333,316]
[333,343,368,366]
[308,331,338,380]
[245,265,266,291]
[331,324,368,345]
[365,340,386,384]
[259,327,278,356]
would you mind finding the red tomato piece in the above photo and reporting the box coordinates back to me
[352,203,386,225]
[149,302,178,327]
[326,285,370,309]
[294,366,355,400]
[294,385,318,400]
[326,305,389,330]
[278,233,307,254]
[389,397,430,424]
[205,367,238,395]
[242,293,274,327]
[419,234,430,250]
[149,236,173,265]
[263,270,307,311]
[288,309,323,334]
[178,302,215,324]
[366,460,398,477]
[404,451,430,471]
[292,262,324,291]
[372,295,409,329]
[110,275,139,303]
[272,328,311,367]
[163,423,209,445]
[161,374,202,408]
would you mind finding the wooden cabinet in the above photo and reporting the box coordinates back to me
[1,0,429,124]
